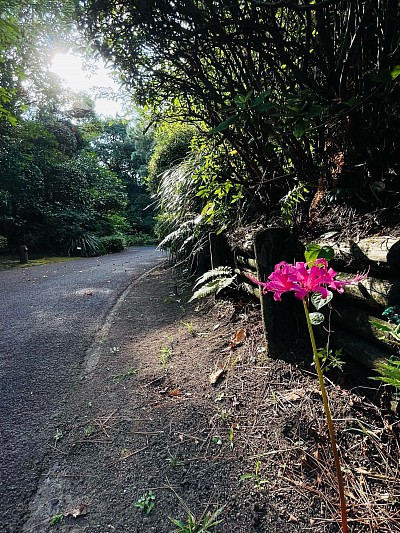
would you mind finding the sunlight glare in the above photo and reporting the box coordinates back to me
[50,52,124,117]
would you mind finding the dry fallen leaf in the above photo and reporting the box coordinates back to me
[209,367,226,385]
[120,448,133,459]
[280,389,306,402]
[64,503,88,518]
[228,328,246,349]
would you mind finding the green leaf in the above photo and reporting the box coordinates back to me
[293,120,307,139]
[253,102,276,114]
[369,320,393,333]
[169,517,186,527]
[304,244,334,265]
[208,115,237,134]
[311,291,333,310]
[319,245,335,261]
[234,93,247,108]
[239,473,255,481]
[304,244,321,264]
[250,92,271,107]
[49,514,63,526]
[301,104,324,118]
[373,65,400,83]
[309,312,325,325]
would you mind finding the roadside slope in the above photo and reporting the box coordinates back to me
[23,265,400,533]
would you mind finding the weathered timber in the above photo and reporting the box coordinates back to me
[240,280,261,299]
[234,233,256,255]
[315,235,400,273]
[337,274,400,310]
[254,228,298,356]
[327,326,389,370]
[330,302,399,353]
[233,264,261,298]
[209,233,234,269]
[235,254,257,270]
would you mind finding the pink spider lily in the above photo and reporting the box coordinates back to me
[248,256,368,533]
[249,258,367,301]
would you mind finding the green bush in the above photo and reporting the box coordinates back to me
[65,233,103,257]
[126,232,158,246]
[100,234,126,253]
[147,124,196,193]
[0,235,8,250]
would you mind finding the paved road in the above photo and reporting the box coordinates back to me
[0,247,164,532]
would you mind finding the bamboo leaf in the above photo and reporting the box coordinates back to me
[209,116,237,134]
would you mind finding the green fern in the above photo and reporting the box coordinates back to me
[190,266,236,301]
[158,221,194,250]
[373,358,400,390]
[193,266,235,289]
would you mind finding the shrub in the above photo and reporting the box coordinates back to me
[100,234,126,253]
[125,232,158,246]
[65,233,103,257]
[0,235,8,250]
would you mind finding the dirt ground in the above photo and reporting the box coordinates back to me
[23,263,400,533]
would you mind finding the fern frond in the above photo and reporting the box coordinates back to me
[190,266,236,301]
[158,221,193,249]
[373,358,400,390]
[179,233,196,252]
[190,279,225,301]
[193,266,234,289]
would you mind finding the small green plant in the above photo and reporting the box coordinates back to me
[211,435,222,446]
[190,266,236,301]
[83,424,94,437]
[228,426,234,449]
[159,345,173,370]
[370,319,400,346]
[135,491,156,514]
[240,460,268,490]
[169,506,224,532]
[214,392,225,402]
[217,408,231,424]
[65,233,102,257]
[280,181,310,226]
[167,455,185,467]
[53,428,63,446]
[317,345,345,372]
[49,514,63,526]
[181,321,196,336]
[112,367,138,383]
[369,312,400,392]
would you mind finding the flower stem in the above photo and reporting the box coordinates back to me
[303,299,348,533]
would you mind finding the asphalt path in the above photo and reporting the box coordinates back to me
[0,246,164,532]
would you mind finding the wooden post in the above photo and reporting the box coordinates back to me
[18,244,28,264]
[209,232,234,269]
[253,228,299,357]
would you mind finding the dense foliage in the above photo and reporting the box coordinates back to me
[0,2,156,256]
[77,0,400,234]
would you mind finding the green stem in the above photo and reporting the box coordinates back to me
[303,299,348,533]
